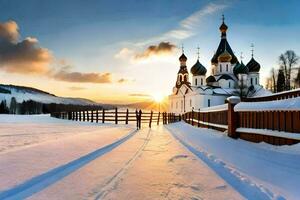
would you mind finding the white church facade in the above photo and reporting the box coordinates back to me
[168,17,271,114]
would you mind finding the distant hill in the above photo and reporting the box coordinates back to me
[0,84,113,114]
[0,84,101,106]
[122,100,168,112]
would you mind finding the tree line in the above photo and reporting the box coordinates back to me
[0,97,107,114]
[266,50,300,93]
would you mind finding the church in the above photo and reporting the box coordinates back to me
[168,16,271,114]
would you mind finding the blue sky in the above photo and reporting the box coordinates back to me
[0,0,299,103]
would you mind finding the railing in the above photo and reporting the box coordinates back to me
[242,88,300,102]
[182,104,228,131]
[182,95,300,146]
[51,108,181,129]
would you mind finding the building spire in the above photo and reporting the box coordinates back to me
[251,43,254,58]
[181,43,184,54]
[240,52,244,62]
[197,46,200,60]
[222,14,225,23]
[219,14,228,38]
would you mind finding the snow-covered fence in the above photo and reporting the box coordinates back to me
[51,108,180,129]
[242,88,300,102]
[182,104,228,131]
[182,96,300,145]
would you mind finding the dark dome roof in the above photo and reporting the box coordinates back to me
[246,57,261,72]
[233,61,249,75]
[219,22,228,33]
[179,53,187,62]
[206,75,216,83]
[191,59,207,76]
[217,74,234,81]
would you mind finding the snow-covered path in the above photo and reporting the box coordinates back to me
[0,115,242,200]
[167,122,300,200]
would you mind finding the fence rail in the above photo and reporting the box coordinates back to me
[182,93,300,145]
[51,108,181,129]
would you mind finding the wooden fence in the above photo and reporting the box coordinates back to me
[51,108,181,129]
[182,94,300,145]
[242,88,300,102]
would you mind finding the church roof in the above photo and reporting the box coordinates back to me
[206,75,216,83]
[218,49,232,62]
[217,74,235,81]
[211,18,238,64]
[246,57,261,72]
[233,61,249,75]
[179,53,187,62]
[191,59,207,76]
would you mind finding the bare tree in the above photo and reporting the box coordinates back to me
[295,67,300,88]
[279,50,299,90]
[271,67,277,93]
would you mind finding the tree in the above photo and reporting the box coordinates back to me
[271,67,277,93]
[279,50,299,90]
[295,68,300,88]
[277,69,285,92]
[9,97,17,114]
[0,100,9,114]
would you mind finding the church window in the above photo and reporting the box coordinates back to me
[201,78,203,85]
[226,64,228,71]
[181,100,183,111]
[251,78,253,85]
[256,78,258,85]
[208,99,211,107]
[220,65,222,72]
[179,75,182,82]
[229,82,231,88]
[184,75,187,82]
[195,78,197,86]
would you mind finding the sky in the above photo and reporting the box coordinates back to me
[0,0,299,104]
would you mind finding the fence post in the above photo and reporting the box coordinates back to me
[91,110,93,123]
[138,110,142,129]
[149,110,153,128]
[102,109,105,123]
[96,110,99,123]
[191,109,194,126]
[83,111,86,121]
[115,108,118,124]
[79,111,82,121]
[136,110,138,129]
[227,96,241,139]
[157,112,160,125]
[125,109,129,124]
[197,109,200,127]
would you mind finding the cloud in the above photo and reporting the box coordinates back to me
[52,69,112,83]
[134,42,177,60]
[69,86,85,91]
[0,20,52,74]
[114,48,134,59]
[134,2,229,46]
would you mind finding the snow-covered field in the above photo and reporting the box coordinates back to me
[0,115,298,200]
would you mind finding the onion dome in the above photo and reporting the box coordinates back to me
[179,53,187,62]
[206,75,216,83]
[191,59,207,76]
[218,49,232,62]
[233,61,249,75]
[219,22,228,33]
[246,57,261,72]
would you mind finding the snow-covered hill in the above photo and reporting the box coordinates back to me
[0,84,99,106]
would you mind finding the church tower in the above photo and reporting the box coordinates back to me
[191,47,207,87]
[211,15,238,76]
[175,47,190,88]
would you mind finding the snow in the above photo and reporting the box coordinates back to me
[200,103,228,112]
[0,85,98,105]
[237,128,300,140]
[167,122,300,200]
[191,118,228,129]
[0,115,242,200]
[235,97,300,111]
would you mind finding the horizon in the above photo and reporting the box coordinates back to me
[0,0,300,104]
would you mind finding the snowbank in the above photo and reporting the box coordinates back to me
[235,97,300,111]
[199,103,228,112]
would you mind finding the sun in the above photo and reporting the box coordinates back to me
[152,93,164,103]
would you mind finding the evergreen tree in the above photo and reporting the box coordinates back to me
[0,100,9,114]
[9,97,17,114]
[277,69,285,92]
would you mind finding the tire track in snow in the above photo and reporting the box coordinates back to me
[92,128,152,200]
[166,126,286,200]
[0,129,138,200]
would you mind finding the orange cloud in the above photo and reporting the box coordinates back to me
[0,20,52,74]
[134,42,176,60]
[52,69,112,83]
